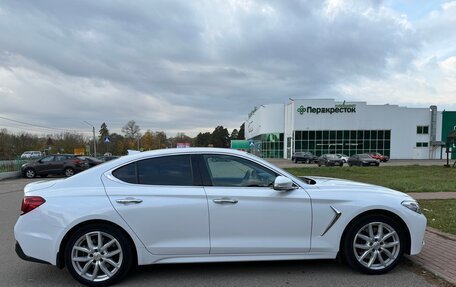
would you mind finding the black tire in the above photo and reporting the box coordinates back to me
[341,214,405,275]
[64,224,133,287]
[305,159,310,164]
[24,168,36,178]
[294,158,298,163]
[64,167,75,177]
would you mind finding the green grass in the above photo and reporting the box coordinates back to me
[419,199,456,235]
[285,166,456,193]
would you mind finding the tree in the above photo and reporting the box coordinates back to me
[154,131,167,149]
[195,132,212,147]
[238,123,245,140]
[98,122,110,153]
[109,133,126,155]
[169,132,192,148]
[99,122,110,142]
[121,120,141,139]
[122,120,141,149]
[141,130,154,150]
[211,126,229,148]
[230,129,239,140]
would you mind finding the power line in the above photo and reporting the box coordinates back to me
[0,115,82,133]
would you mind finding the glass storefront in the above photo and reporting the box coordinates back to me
[250,133,284,158]
[294,130,391,157]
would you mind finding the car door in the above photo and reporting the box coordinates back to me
[52,155,68,173]
[34,156,55,174]
[102,154,210,255]
[200,154,312,254]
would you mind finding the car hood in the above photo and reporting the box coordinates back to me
[300,176,411,199]
[24,179,64,194]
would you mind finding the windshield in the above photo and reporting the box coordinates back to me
[359,154,372,159]
[326,154,339,159]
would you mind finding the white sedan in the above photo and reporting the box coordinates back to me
[14,148,426,286]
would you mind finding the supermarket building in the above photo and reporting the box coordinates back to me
[245,99,456,159]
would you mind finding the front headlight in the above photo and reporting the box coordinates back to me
[402,200,421,214]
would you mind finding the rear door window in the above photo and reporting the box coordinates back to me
[112,155,194,186]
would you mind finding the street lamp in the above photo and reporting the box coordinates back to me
[83,121,97,157]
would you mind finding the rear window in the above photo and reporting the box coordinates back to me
[112,155,193,186]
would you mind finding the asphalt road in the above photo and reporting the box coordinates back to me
[0,178,439,287]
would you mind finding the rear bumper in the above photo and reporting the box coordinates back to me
[15,241,51,265]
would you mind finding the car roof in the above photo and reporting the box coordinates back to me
[56,148,293,188]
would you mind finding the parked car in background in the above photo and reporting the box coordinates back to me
[97,155,120,162]
[347,154,380,167]
[369,152,389,162]
[77,156,103,168]
[20,151,42,159]
[318,154,344,167]
[14,148,426,286]
[291,152,317,163]
[21,154,88,178]
[336,154,349,163]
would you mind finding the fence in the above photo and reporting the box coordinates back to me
[0,159,30,173]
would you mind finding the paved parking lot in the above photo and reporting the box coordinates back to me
[0,178,443,286]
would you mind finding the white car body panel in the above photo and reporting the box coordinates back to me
[102,174,210,255]
[204,186,312,254]
[14,148,426,269]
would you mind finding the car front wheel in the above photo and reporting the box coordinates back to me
[65,224,133,287]
[342,214,405,275]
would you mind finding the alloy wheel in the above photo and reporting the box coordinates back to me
[352,222,400,270]
[25,169,35,178]
[65,168,75,177]
[71,231,123,282]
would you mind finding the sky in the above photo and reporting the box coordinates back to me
[0,0,455,137]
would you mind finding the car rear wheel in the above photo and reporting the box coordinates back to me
[65,224,133,287]
[24,168,36,178]
[342,214,405,275]
[64,168,75,177]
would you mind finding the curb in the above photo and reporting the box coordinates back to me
[408,256,456,286]
[426,227,456,241]
[408,228,456,285]
[0,171,21,181]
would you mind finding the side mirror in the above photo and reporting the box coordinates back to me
[273,176,298,191]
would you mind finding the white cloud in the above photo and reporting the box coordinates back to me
[0,0,454,136]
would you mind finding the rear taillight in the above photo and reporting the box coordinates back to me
[21,196,46,215]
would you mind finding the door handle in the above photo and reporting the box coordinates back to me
[213,198,238,204]
[116,197,143,204]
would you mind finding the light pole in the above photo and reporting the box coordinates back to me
[83,121,97,157]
